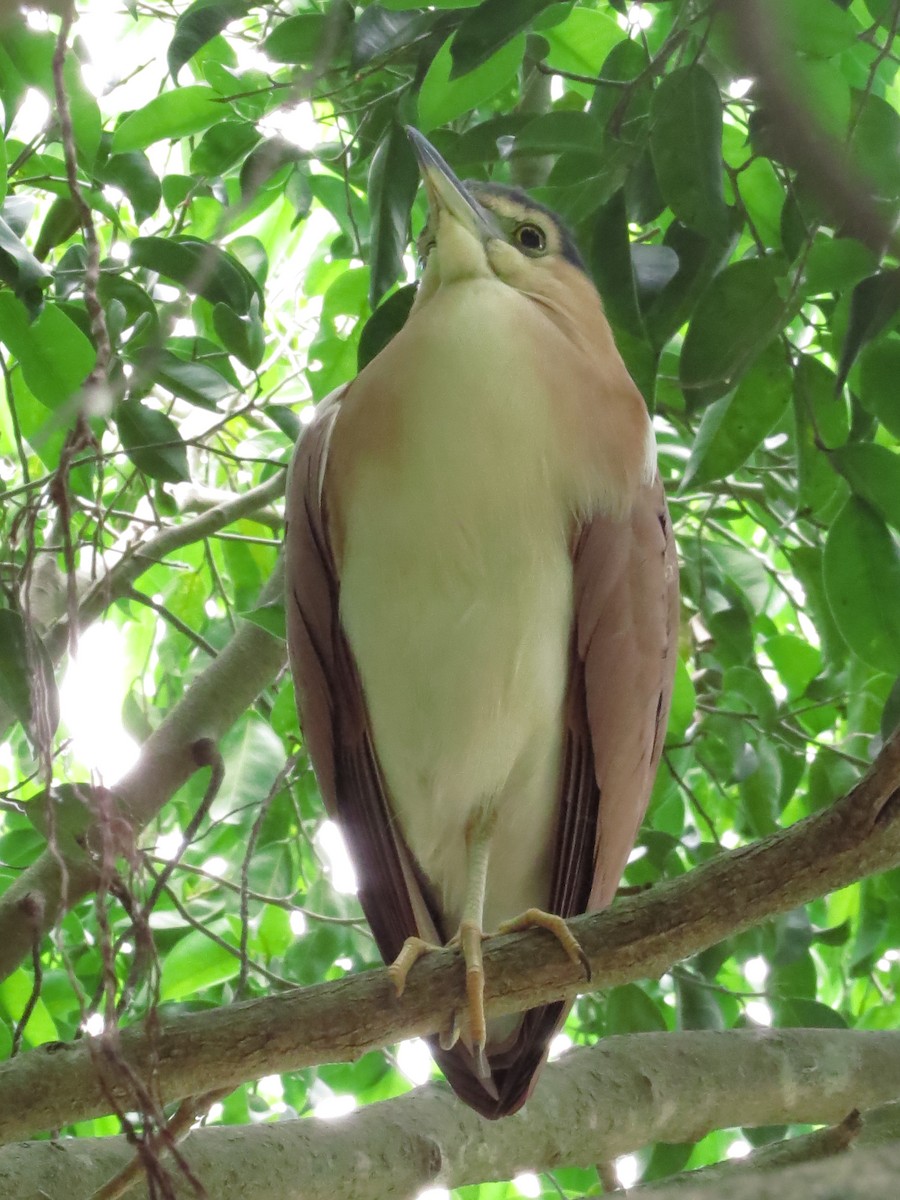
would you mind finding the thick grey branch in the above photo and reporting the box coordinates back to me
[0,731,898,1141]
[3,1029,900,1199]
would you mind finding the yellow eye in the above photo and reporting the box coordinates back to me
[514,222,546,253]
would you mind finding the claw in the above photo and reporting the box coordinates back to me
[439,1009,461,1051]
[388,935,438,997]
[496,908,591,981]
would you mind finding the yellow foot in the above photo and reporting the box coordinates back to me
[496,908,592,981]
[387,935,440,997]
[458,919,490,1077]
[388,936,462,1053]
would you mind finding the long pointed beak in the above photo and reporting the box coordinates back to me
[406,127,502,243]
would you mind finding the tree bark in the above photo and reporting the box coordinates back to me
[3,1029,900,1199]
[1,729,898,1140]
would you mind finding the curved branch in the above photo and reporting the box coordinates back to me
[0,473,287,744]
[0,563,287,984]
[0,730,898,1141]
[3,1029,900,1198]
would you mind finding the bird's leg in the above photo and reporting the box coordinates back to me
[449,807,497,1076]
[387,810,497,1074]
[495,908,591,980]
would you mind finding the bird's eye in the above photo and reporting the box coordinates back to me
[515,223,546,253]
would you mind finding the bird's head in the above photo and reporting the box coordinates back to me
[407,127,594,326]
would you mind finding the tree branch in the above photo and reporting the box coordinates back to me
[0,563,287,983]
[0,730,898,1140]
[727,0,900,258]
[0,473,287,744]
[4,1029,900,1198]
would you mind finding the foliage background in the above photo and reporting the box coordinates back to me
[0,0,899,1195]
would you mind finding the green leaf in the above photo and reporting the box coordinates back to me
[352,6,429,69]
[850,93,900,198]
[159,929,240,1001]
[516,111,603,157]
[381,0,478,7]
[858,339,900,440]
[112,86,229,152]
[683,340,791,486]
[644,220,737,350]
[680,258,787,400]
[590,189,643,338]
[0,215,51,311]
[734,157,783,248]
[676,973,725,1030]
[836,269,900,391]
[667,657,696,742]
[262,5,353,65]
[779,0,859,57]
[190,120,260,177]
[213,715,285,819]
[0,968,58,1047]
[138,347,233,410]
[33,197,80,261]
[213,301,265,369]
[130,236,262,315]
[606,984,667,1033]
[451,0,558,78]
[800,235,877,299]
[116,399,191,483]
[168,0,251,80]
[307,174,369,245]
[823,497,900,673]
[775,997,848,1028]
[368,123,419,308]
[793,354,849,518]
[100,151,162,222]
[358,283,417,370]
[542,7,620,76]
[0,609,59,736]
[765,635,821,701]
[0,293,95,409]
[241,601,286,640]
[650,67,729,238]
[830,443,900,534]
[417,32,526,133]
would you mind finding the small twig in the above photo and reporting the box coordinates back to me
[237,755,298,999]
[11,894,45,1056]
[52,0,112,383]
[126,587,219,659]
[87,1087,229,1200]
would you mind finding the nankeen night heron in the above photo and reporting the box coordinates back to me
[286,127,679,1119]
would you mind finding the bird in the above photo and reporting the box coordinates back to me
[285,126,679,1119]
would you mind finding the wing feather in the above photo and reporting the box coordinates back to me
[458,473,679,1117]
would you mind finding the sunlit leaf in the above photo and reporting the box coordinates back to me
[168,0,251,80]
[417,32,526,132]
[112,86,230,152]
[0,293,95,408]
